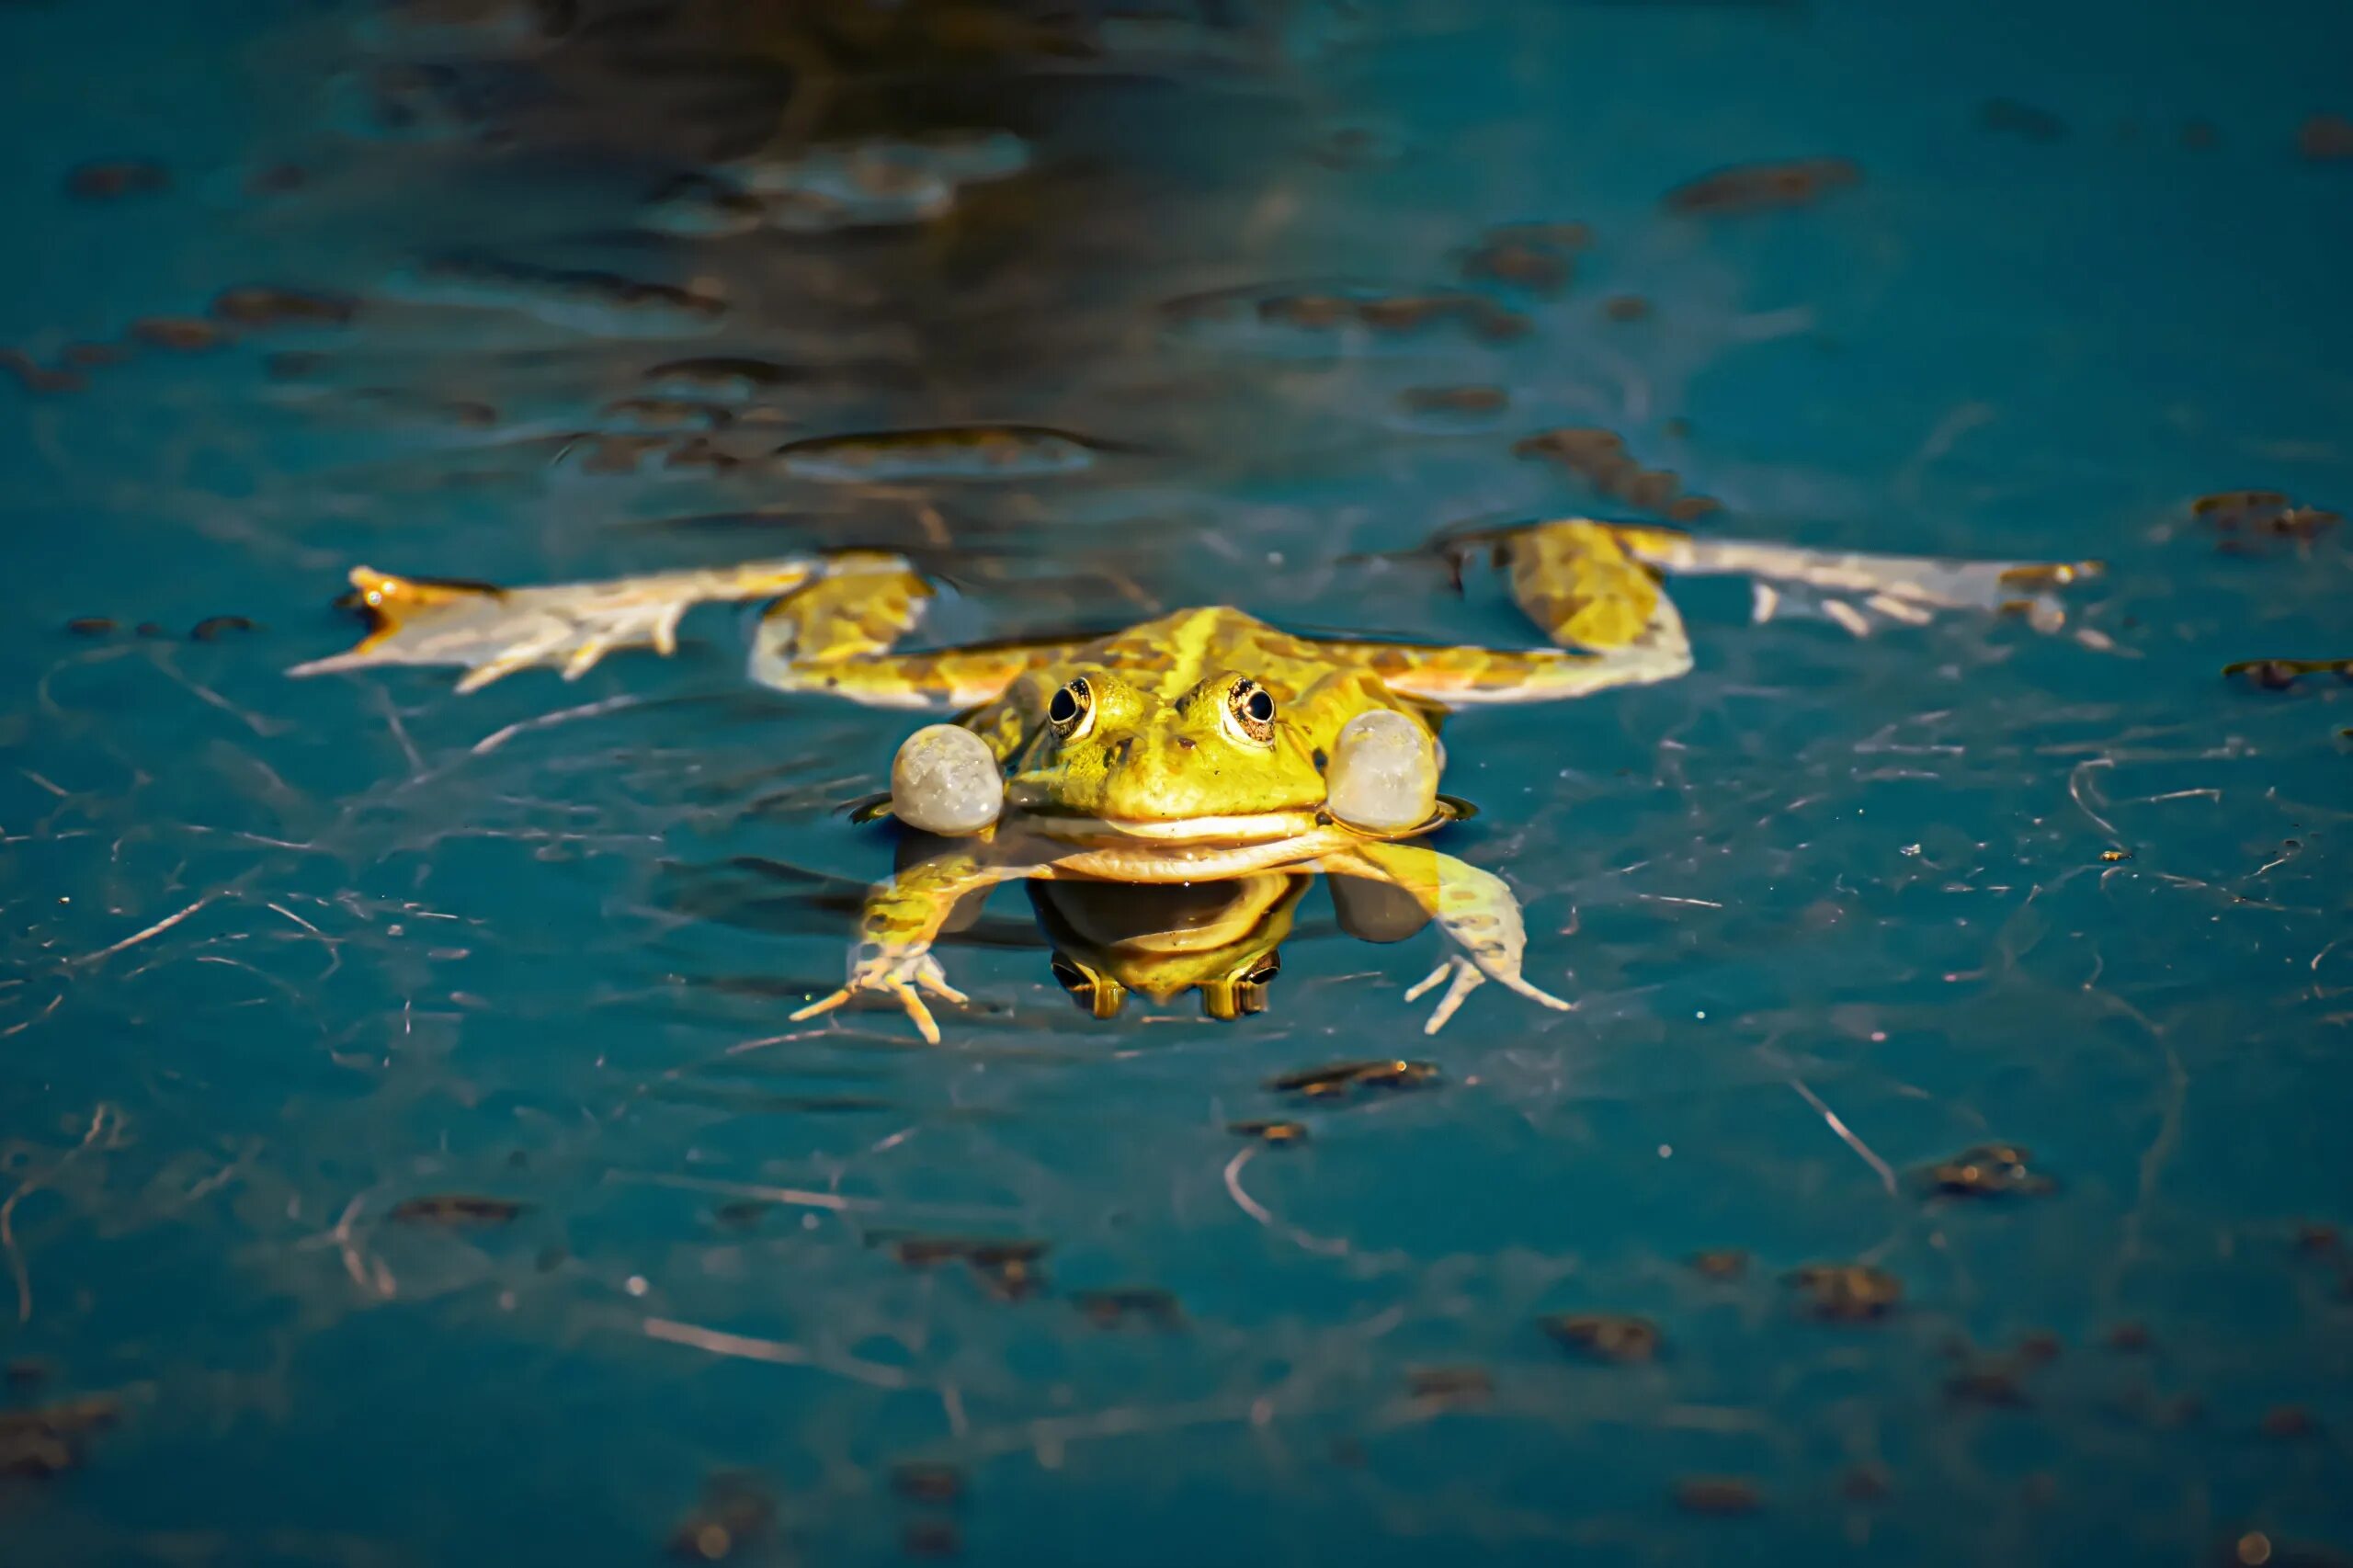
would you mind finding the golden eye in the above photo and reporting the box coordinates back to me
[1226,679,1275,744]
[1047,676,1093,738]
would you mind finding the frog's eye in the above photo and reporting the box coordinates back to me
[1225,679,1276,744]
[1047,676,1094,739]
[1239,950,1280,986]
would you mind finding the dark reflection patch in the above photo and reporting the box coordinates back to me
[2223,658,2352,690]
[1979,98,2067,142]
[1918,1142,2055,1199]
[1540,1312,1662,1362]
[131,317,226,352]
[387,1194,529,1225]
[1162,282,1529,348]
[773,424,1111,483]
[879,1234,1050,1298]
[1786,1264,1902,1321]
[0,349,83,393]
[1073,1287,1186,1330]
[1665,157,1861,214]
[1265,1059,1439,1098]
[1460,223,1586,294]
[1514,426,1719,519]
[1228,1119,1309,1144]
[891,1462,964,1505]
[211,287,358,329]
[64,160,169,200]
[0,1395,122,1479]
[2300,113,2353,161]
[2194,490,2339,553]
[1400,384,1508,416]
[665,1471,776,1562]
[1688,1248,1749,1280]
[1673,1476,1763,1516]
[1405,1365,1494,1407]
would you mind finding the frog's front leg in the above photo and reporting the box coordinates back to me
[1316,840,1572,1034]
[790,844,1046,1043]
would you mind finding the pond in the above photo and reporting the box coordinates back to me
[3,1,2349,1563]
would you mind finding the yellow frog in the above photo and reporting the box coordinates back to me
[291,518,2095,1039]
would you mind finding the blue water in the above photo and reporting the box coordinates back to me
[5,2,2349,1562]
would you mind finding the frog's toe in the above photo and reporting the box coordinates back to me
[1404,955,1570,1033]
[1404,957,1484,1034]
[790,949,968,1044]
[910,953,969,1006]
[562,634,621,680]
[1732,550,2100,638]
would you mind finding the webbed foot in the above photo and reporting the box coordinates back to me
[1403,954,1572,1035]
[289,559,829,690]
[1628,536,2102,637]
[790,946,971,1045]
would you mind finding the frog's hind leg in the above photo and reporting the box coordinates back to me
[1593,523,2101,637]
[288,559,829,692]
[1321,518,1693,705]
[1317,840,1572,1034]
[750,554,1086,710]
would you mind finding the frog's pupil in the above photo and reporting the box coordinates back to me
[1245,688,1274,722]
[1049,687,1078,724]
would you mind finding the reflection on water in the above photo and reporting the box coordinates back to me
[1031,875,1310,1021]
[4,0,2353,1562]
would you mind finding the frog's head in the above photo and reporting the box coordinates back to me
[1029,876,1304,1021]
[1006,669,1333,844]
[889,666,1446,844]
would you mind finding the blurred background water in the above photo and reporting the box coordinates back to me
[3,1,2350,1562]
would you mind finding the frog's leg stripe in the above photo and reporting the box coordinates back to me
[288,558,824,689]
[749,563,1087,710]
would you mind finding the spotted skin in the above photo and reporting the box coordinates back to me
[293,517,2097,1040]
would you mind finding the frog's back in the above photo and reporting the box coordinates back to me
[1081,606,1333,702]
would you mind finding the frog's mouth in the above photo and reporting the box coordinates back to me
[1018,809,1324,847]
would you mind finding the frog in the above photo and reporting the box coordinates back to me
[290,517,2097,1040]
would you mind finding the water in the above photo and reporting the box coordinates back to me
[4,2,2349,1562]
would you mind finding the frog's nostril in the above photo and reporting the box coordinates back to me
[1176,736,1197,751]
